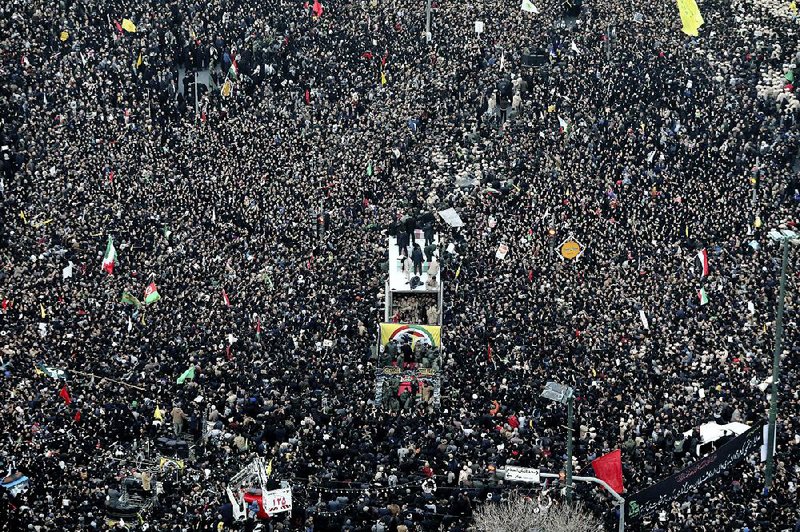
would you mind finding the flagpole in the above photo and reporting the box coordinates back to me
[764,236,790,491]
[68,369,146,391]
[425,0,432,42]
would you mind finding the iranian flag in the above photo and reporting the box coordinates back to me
[102,236,117,274]
[222,288,231,307]
[698,287,709,305]
[696,248,709,276]
[228,59,238,80]
[144,282,161,305]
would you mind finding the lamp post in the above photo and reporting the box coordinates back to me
[541,381,575,502]
[764,228,797,491]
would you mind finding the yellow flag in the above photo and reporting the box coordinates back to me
[40,303,46,319]
[154,405,163,421]
[791,1,798,14]
[60,31,69,42]
[33,363,44,375]
[19,211,27,224]
[121,19,137,33]
[381,71,387,86]
[676,0,704,36]
[136,52,142,68]
[221,79,232,98]
[140,313,146,325]
[266,458,273,477]
[754,215,762,228]
[455,265,461,278]
[547,104,556,113]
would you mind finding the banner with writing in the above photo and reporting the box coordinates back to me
[625,423,763,521]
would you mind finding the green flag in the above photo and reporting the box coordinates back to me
[121,292,141,308]
[366,163,373,176]
[176,366,195,384]
[163,225,172,240]
[786,70,794,82]
[37,363,67,379]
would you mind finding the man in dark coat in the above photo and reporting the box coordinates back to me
[411,243,424,276]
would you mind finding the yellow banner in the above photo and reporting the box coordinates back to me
[677,0,704,36]
[380,323,441,348]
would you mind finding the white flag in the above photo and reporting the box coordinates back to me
[521,0,539,13]
[62,261,74,279]
[639,309,649,330]
[570,41,580,54]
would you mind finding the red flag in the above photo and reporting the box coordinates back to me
[487,343,492,362]
[591,449,623,494]
[73,410,81,422]
[528,270,534,283]
[1,299,8,312]
[113,20,123,34]
[381,52,388,67]
[59,386,72,405]
[361,51,373,60]
[304,88,310,105]
[312,0,324,17]
[226,344,232,360]
[221,289,231,307]
[255,318,261,335]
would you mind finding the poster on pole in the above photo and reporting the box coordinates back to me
[495,243,509,260]
[438,208,464,228]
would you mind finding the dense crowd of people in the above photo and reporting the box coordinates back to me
[1,0,800,529]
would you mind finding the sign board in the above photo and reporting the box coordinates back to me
[438,208,465,228]
[504,466,540,484]
[475,21,484,34]
[558,236,584,260]
[495,243,509,260]
[263,488,292,515]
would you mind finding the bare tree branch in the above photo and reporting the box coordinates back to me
[472,494,603,532]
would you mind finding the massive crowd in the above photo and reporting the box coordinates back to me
[1,0,800,530]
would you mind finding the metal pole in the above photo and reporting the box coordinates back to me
[531,472,625,531]
[566,394,574,502]
[425,0,432,42]
[765,237,789,490]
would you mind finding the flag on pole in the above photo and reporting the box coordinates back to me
[59,386,72,405]
[120,292,141,308]
[102,236,117,274]
[73,410,81,422]
[591,449,624,493]
[790,0,798,15]
[381,71,387,86]
[37,363,66,379]
[696,248,709,276]
[698,287,709,305]
[40,304,46,319]
[558,115,570,134]
[222,289,231,307]
[228,59,239,80]
[676,0,704,36]
[121,19,137,32]
[521,0,539,12]
[639,309,649,330]
[312,0,324,17]
[136,51,143,68]
[266,459,273,478]
[176,366,195,384]
[255,317,262,340]
[455,265,461,278]
[154,405,164,421]
[63,261,74,279]
[487,343,493,362]
[144,282,161,305]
